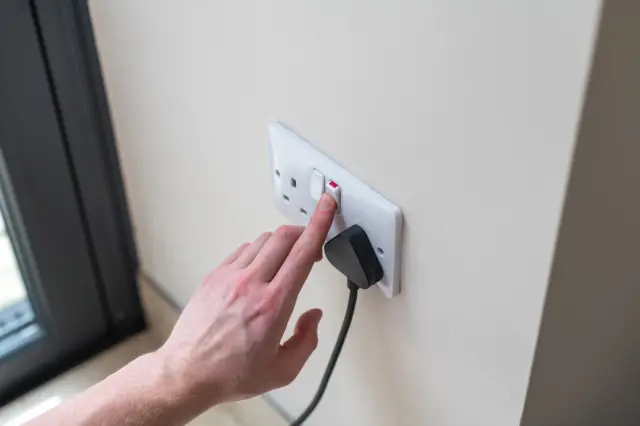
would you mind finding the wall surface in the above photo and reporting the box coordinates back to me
[88,2,601,425]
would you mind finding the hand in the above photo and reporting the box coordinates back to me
[157,194,337,410]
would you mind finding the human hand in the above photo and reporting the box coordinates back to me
[157,194,337,410]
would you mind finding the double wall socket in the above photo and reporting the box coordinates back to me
[268,122,404,298]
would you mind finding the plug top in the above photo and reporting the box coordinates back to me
[324,225,384,289]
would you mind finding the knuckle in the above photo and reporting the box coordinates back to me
[236,242,251,254]
[235,269,256,291]
[228,243,250,266]
[257,287,281,314]
[309,213,329,230]
[274,225,290,237]
[305,226,323,243]
[267,285,286,308]
[275,225,298,240]
[291,244,313,263]
[227,270,259,304]
[298,229,322,252]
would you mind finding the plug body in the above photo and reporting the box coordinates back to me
[324,225,384,289]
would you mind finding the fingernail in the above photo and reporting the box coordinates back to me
[319,194,336,211]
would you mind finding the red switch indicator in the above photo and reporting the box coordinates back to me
[325,180,341,213]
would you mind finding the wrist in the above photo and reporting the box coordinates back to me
[128,350,208,424]
[149,345,226,417]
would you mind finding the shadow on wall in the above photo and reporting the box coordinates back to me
[521,2,640,426]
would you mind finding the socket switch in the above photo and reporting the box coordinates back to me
[268,122,404,298]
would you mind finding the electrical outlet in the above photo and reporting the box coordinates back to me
[268,122,404,298]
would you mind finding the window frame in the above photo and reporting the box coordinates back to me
[0,0,143,403]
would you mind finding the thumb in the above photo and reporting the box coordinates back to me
[275,309,323,385]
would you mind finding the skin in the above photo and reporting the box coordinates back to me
[28,194,337,426]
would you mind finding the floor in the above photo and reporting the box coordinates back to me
[0,333,242,426]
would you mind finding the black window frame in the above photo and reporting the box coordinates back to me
[0,0,143,403]
[34,0,141,332]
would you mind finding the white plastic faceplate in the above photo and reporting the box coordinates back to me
[268,122,403,298]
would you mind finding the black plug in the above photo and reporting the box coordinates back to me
[324,225,384,290]
[290,225,383,425]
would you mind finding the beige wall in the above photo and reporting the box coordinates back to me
[88,2,601,425]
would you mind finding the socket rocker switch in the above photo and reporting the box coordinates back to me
[325,180,341,213]
[310,169,325,201]
[268,122,404,298]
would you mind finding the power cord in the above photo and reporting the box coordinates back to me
[290,281,358,426]
[290,225,383,425]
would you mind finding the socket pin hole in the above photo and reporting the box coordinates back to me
[283,194,290,202]
[290,178,297,188]
[300,207,308,215]
[376,247,385,256]
[275,169,281,177]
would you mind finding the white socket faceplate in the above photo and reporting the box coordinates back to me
[268,122,404,298]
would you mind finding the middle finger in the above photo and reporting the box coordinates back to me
[248,225,304,282]
[234,232,272,268]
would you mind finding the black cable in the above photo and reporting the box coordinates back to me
[290,280,359,426]
[290,225,382,424]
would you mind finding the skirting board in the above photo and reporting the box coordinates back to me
[138,272,290,426]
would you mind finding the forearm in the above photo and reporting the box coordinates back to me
[28,351,212,426]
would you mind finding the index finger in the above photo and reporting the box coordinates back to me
[272,193,337,294]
